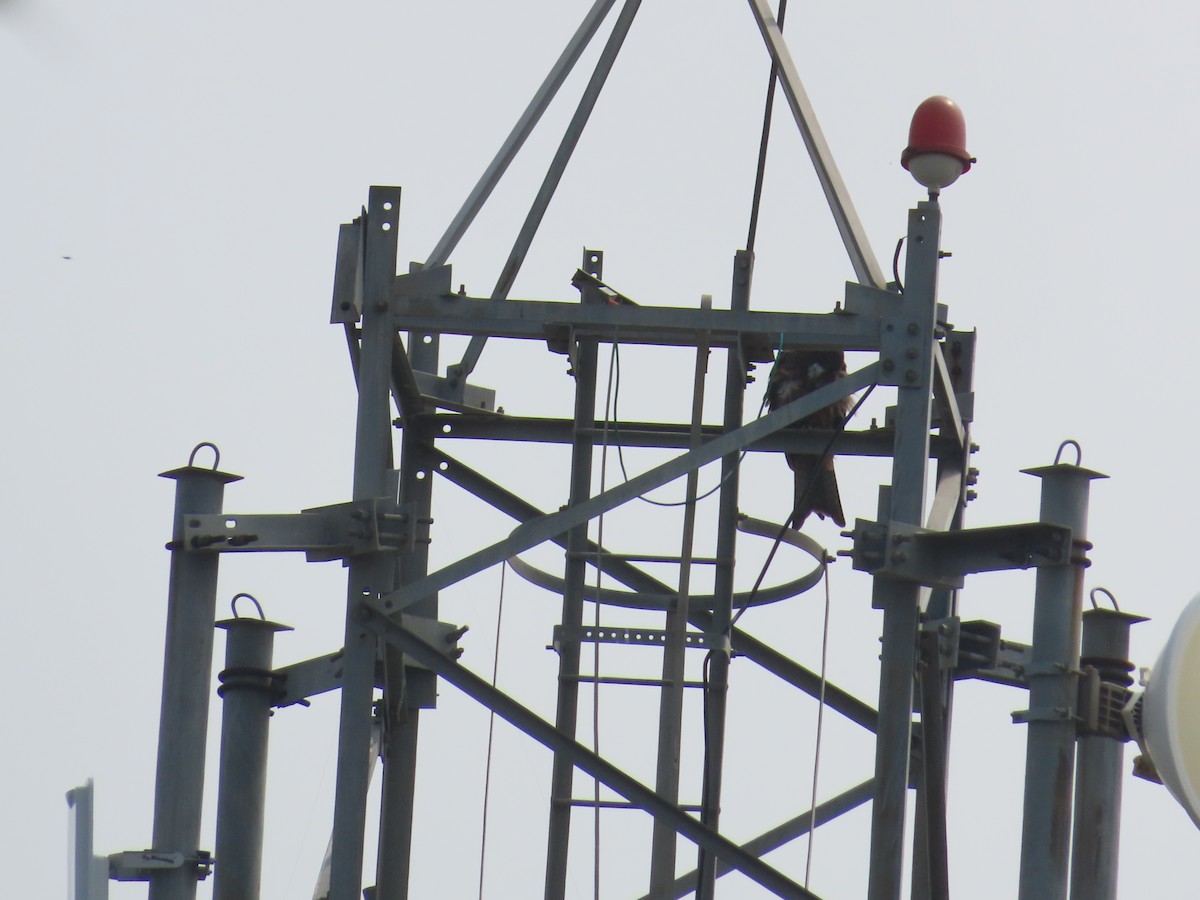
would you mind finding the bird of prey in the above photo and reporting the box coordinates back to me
[766,349,851,529]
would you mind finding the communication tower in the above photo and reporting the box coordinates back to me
[69,4,1196,900]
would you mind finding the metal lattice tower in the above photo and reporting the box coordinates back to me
[78,4,1147,900]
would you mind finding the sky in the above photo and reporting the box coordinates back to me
[4,1,1200,897]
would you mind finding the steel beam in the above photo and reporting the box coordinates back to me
[432,448,879,738]
[377,363,879,616]
[915,629,950,900]
[649,296,711,895]
[694,253,753,899]
[328,186,403,900]
[376,314,443,899]
[454,0,643,382]
[653,779,875,900]
[426,412,961,460]
[359,608,821,900]
[866,201,940,900]
[744,0,885,289]
[425,0,619,268]
[392,284,883,352]
[543,311,601,899]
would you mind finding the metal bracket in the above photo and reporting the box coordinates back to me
[274,615,465,708]
[842,281,946,390]
[571,268,638,307]
[379,264,499,412]
[941,329,976,425]
[957,636,1030,689]
[109,849,212,882]
[411,369,498,413]
[394,262,454,304]
[879,314,930,389]
[953,619,1002,674]
[552,624,711,652]
[843,518,1074,590]
[1077,666,1135,740]
[919,617,959,670]
[1010,706,1081,725]
[330,218,364,324]
[182,498,420,561]
[842,281,947,324]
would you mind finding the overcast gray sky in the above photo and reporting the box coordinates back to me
[5,2,1200,897]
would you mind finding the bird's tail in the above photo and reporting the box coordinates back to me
[787,453,846,530]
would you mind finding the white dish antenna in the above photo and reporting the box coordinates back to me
[1128,592,1200,827]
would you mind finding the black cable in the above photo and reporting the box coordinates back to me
[745,0,791,254]
[730,383,876,631]
[892,237,905,292]
[609,340,770,508]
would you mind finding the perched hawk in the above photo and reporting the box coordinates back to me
[766,349,851,529]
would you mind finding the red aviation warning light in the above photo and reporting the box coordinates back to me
[901,96,975,194]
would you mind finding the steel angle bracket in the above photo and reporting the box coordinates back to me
[182,498,416,560]
[109,849,212,882]
[274,614,465,707]
[390,264,500,412]
[330,217,365,324]
[411,369,498,413]
[919,617,961,671]
[844,519,1074,590]
[957,636,1031,689]
[1011,705,1082,725]
[843,281,947,324]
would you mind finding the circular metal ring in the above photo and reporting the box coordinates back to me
[507,515,826,611]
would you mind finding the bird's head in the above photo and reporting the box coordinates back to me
[800,350,845,383]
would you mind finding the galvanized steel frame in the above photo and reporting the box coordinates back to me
[129,3,1135,899]
[153,183,961,900]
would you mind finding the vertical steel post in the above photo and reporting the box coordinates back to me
[376,322,441,900]
[149,456,240,900]
[1017,460,1105,900]
[912,339,974,900]
[1069,608,1142,900]
[329,186,403,900]
[915,630,950,900]
[375,713,420,899]
[867,201,940,900]
[694,250,752,899]
[544,260,602,900]
[212,612,290,900]
[648,298,710,896]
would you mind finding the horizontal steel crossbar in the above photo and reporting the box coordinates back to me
[390,274,883,352]
[425,412,962,460]
[377,363,879,615]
